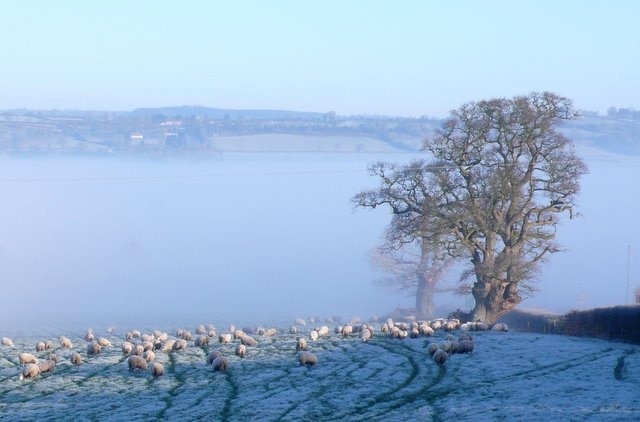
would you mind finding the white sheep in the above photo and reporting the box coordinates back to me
[341,325,353,337]
[1,337,15,347]
[444,319,460,331]
[455,340,474,354]
[172,339,188,351]
[212,356,229,372]
[233,329,246,339]
[19,352,38,365]
[309,330,319,342]
[87,343,102,356]
[289,326,297,335]
[130,344,145,356]
[59,336,73,349]
[143,350,156,362]
[218,333,232,344]
[419,324,435,336]
[194,335,209,347]
[298,351,318,366]
[294,318,306,326]
[316,326,329,337]
[264,328,277,337]
[361,327,372,342]
[151,362,165,377]
[433,349,448,365]
[47,353,59,363]
[240,335,258,347]
[207,350,223,365]
[122,341,134,355]
[128,355,148,371]
[85,329,95,342]
[492,322,509,332]
[97,338,112,347]
[70,352,82,366]
[126,330,141,340]
[36,341,46,352]
[37,359,55,375]
[296,337,307,351]
[161,339,176,352]
[235,344,247,358]
[142,341,154,352]
[195,324,206,335]
[19,363,41,380]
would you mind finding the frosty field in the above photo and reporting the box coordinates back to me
[1,323,638,421]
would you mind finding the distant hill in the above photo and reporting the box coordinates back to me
[129,105,325,120]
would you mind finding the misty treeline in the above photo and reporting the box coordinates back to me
[353,92,588,324]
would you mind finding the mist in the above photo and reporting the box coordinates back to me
[0,145,637,330]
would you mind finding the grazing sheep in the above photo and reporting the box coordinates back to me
[47,353,59,363]
[87,343,102,356]
[172,339,188,351]
[142,350,155,362]
[70,352,82,366]
[2,337,15,347]
[97,338,112,347]
[458,332,473,342]
[255,327,266,336]
[492,322,509,332]
[36,341,46,352]
[295,318,306,326]
[142,341,154,352]
[233,329,246,339]
[298,351,318,367]
[207,329,216,338]
[161,339,176,353]
[380,322,389,333]
[194,335,209,347]
[151,362,165,377]
[128,355,148,371]
[427,343,440,357]
[475,322,489,331]
[195,324,206,335]
[361,328,372,342]
[181,331,193,341]
[439,340,455,354]
[410,328,420,339]
[207,350,223,365]
[340,324,353,338]
[455,340,474,354]
[59,336,73,349]
[444,319,460,331]
[419,324,435,336]
[264,328,277,337]
[19,363,41,380]
[212,356,229,372]
[460,322,475,332]
[309,330,319,342]
[85,329,95,342]
[296,337,307,351]
[122,341,134,355]
[131,344,145,356]
[141,334,154,342]
[316,326,329,337]
[433,349,448,365]
[218,333,232,344]
[289,326,297,335]
[126,330,141,340]
[235,344,247,358]
[240,335,258,347]
[19,352,38,365]
[37,359,56,375]
[430,319,444,330]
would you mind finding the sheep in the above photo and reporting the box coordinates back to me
[298,351,318,367]
[37,359,56,375]
[128,355,148,371]
[141,334,154,342]
[212,356,229,372]
[70,352,82,366]
[142,349,156,362]
[316,326,329,337]
[255,327,266,336]
[380,322,389,333]
[122,341,134,355]
[419,324,435,336]
[195,324,206,335]
[45,340,54,350]
[59,336,73,349]
[161,339,176,352]
[131,344,145,356]
[142,341,154,352]
[36,341,46,352]
[458,332,473,342]
[218,333,232,344]
[264,328,277,337]
[207,350,223,365]
[309,330,319,342]
[1,337,15,347]
[181,331,193,341]
[289,326,297,335]
[294,318,306,326]
[340,325,353,338]
[97,338,112,347]
[433,349,448,365]
[47,353,59,363]
[207,329,216,338]
[235,344,247,358]
[361,327,372,342]
[19,363,41,380]
[151,362,165,377]
[19,352,38,365]
[233,329,246,339]
[430,319,444,330]
[85,329,95,342]
[126,330,141,340]
[492,322,509,332]
[455,340,474,354]
[410,328,420,339]
[240,335,258,347]
[172,339,188,351]
[194,335,209,347]
[427,343,440,357]
[475,322,489,331]
[296,337,307,351]
[444,319,460,332]
[87,343,102,356]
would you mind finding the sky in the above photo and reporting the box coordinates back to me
[1,1,639,117]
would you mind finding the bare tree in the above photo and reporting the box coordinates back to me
[354,92,588,323]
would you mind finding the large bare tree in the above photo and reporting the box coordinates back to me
[354,92,587,323]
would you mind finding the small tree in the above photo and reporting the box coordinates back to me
[354,92,587,323]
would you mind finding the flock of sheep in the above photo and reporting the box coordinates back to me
[2,316,509,381]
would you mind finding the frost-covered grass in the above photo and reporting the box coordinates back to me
[1,324,639,421]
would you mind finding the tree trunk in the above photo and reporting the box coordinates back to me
[471,278,521,324]
[416,275,436,318]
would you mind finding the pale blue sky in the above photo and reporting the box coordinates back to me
[1,1,638,117]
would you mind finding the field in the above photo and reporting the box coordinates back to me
[1,321,639,421]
